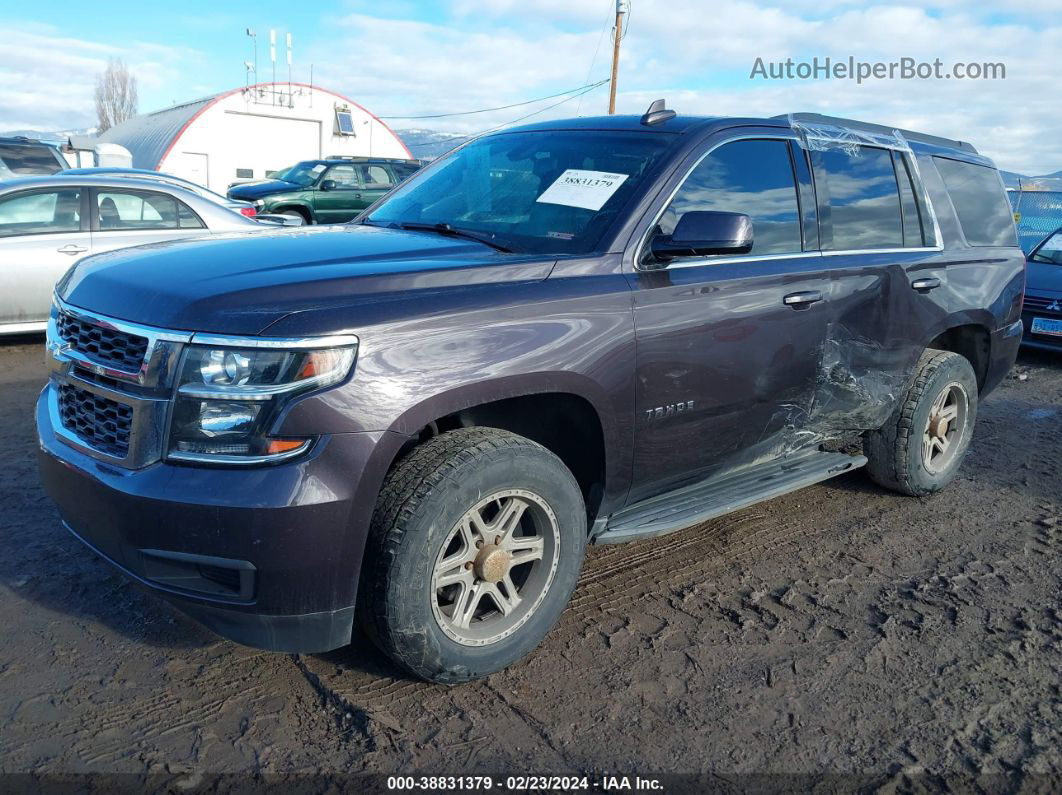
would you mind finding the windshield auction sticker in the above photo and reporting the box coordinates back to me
[536,169,629,211]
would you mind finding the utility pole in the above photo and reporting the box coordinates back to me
[608,0,627,114]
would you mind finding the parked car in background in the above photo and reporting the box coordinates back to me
[37,109,1024,683]
[60,169,305,227]
[63,167,259,216]
[1022,225,1062,351]
[0,175,271,334]
[227,156,422,224]
[0,136,68,178]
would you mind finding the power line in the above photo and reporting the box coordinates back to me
[405,80,609,150]
[381,79,610,120]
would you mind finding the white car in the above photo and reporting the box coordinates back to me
[0,175,272,334]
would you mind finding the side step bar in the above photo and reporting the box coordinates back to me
[596,450,867,544]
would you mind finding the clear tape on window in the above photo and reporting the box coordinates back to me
[788,114,940,247]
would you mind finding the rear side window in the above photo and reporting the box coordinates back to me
[659,139,802,256]
[818,146,903,250]
[0,189,81,237]
[97,189,196,231]
[358,164,396,188]
[933,157,1017,247]
[324,164,360,188]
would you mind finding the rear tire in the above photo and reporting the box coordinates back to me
[358,428,586,683]
[864,349,978,496]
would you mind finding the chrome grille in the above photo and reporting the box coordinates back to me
[57,383,133,457]
[1024,295,1062,315]
[57,311,149,372]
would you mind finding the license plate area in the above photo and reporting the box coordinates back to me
[1031,317,1062,337]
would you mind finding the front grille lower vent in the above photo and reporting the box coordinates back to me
[57,384,133,457]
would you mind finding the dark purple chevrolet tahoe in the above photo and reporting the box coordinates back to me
[37,107,1025,682]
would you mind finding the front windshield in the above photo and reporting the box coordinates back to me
[274,162,328,187]
[1031,230,1062,265]
[365,130,675,255]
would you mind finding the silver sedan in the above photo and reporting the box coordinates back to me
[0,175,269,334]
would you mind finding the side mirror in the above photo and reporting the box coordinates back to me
[319,179,337,192]
[650,211,754,261]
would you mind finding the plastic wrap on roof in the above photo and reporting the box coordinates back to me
[787,113,912,156]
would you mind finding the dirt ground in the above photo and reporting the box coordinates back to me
[0,336,1059,791]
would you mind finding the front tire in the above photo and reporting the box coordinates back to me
[358,428,586,683]
[864,349,979,496]
[280,209,311,224]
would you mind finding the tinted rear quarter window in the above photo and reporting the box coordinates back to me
[933,157,1017,247]
[818,146,904,250]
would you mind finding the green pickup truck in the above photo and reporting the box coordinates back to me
[227,157,422,224]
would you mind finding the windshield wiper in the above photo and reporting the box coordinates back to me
[394,222,513,253]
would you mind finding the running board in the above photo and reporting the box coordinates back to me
[596,451,867,544]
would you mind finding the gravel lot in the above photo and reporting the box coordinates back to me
[1,336,1059,790]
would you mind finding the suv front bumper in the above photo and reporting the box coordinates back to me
[37,383,405,653]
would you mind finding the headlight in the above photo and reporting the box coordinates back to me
[167,338,357,464]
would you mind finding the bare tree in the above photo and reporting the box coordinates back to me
[94,59,139,133]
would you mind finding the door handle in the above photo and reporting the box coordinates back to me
[911,277,941,291]
[57,244,87,255]
[783,290,823,308]
[354,193,362,199]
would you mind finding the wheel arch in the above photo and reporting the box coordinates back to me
[384,373,623,525]
[271,203,314,223]
[924,321,992,391]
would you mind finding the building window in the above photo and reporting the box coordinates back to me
[335,110,356,136]
[235,168,253,179]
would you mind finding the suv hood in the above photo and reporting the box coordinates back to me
[58,225,554,335]
[228,179,304,200]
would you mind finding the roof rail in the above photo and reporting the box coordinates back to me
[778,112,977,154]
[324,155,421,164]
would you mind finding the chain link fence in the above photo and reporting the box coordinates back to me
[1008,189,1062,253]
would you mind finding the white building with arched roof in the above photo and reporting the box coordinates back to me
[98,82,411,191]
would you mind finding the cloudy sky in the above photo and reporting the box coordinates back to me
[3,0,1060,173]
